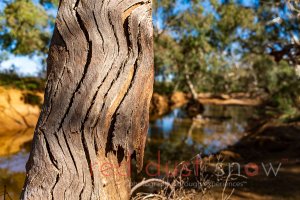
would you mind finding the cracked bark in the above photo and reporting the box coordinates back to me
[21,0,153,199]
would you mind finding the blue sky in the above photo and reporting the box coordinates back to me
[1,55,43,76]
[0,1,42,76]
[0,0,56,76]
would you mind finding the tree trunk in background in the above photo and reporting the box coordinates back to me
[21,0,153,199]
[183,65,204,118]
[185,73,198,100]
[183,64,198,100]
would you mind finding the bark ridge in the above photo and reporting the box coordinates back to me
[21,0,153,199]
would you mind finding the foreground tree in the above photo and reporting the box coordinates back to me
[21,0,153,199]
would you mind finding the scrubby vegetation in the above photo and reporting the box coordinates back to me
[0,72,45,92]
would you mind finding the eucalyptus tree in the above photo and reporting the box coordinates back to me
[153,0,255,96]
[0,0,52,55]
[9,0,155,199]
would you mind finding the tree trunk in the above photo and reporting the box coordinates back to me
[185,73,198,100]
[21,0,153,199]
[183,64,198,100]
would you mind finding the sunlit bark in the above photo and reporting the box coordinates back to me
[21,0,153,199]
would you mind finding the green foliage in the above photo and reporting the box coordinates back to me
[154,32,181,80]
[250,56,300,119]
[153,0,300,120]
[154,0,256,94]
[39,0,59,6]
[0,0,298,121]
[0,0,50,55]
[153,81,174,95]
[0,0,57,57]
[22,92,42,107]
[0,72,45,91]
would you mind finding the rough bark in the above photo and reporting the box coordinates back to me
[21,0,153,199]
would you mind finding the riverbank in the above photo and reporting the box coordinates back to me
[150,91,262,120]
[0,87,42,132]
[132,121,300,200]
[198,92,263,106]
[1,86,299,199]
[213,121,300,199]
[0,87,262,130]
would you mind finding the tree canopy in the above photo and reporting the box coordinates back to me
[0,0,57,55]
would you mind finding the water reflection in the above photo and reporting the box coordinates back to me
[0,150,29,199]
[0,105,255,198]
[145,105,254,164]
[0,151,29,172]
[0,128,33,157]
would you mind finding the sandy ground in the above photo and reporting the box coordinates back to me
[212,122,300,200]
[132,122,300,200]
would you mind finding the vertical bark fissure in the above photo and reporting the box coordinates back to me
[55,26,70,58]
[106,6,149,155]
[43,132,59,171]
[79,175,87,200]
[51,174,59,200]
[123,17,131,51]
[93,134,99,154]
[53,133,67,167]
[92,11,105,51]
[60,129,82,199]
[57,4,92,131]
[53,63,67,98]
[108,13,120,53]
[62,129,79,174]
[42,131,60,200]
[105,113,118,155]
[62,15,76,38]
[91,57,126,131]
[80,129,94,188]
[105,18,141,160]
[123,21,141,98]
[91,84,111,130]
[85,69,112,130]
[22,1,153,199]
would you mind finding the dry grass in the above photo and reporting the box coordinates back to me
[131,154,247,200]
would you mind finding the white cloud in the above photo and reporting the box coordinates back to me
[1,55,43,76]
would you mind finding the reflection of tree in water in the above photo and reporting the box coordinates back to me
[144,105,255,170]
[185,120,197,145]
[146,121,201,166]
[0,128,34,157]
[0,185,13,200]
[0,169,25,200]
[0,129,32,199]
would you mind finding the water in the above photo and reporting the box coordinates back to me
[0,105,255,198]
[143,105,254,170]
